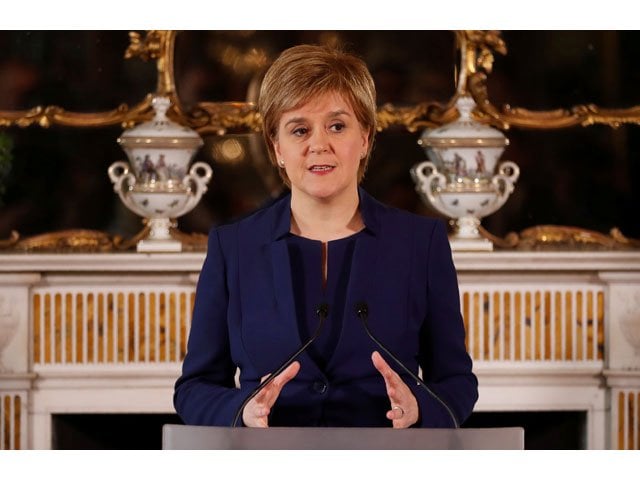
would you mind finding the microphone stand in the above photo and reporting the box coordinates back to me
[231,303,329,427]
[355,302,459,428]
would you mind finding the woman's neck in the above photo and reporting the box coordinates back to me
[290,190,363,242]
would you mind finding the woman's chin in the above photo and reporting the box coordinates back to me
[298,186,351,203]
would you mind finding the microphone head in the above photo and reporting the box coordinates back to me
[316,303,329,318]
[355,302,368,319]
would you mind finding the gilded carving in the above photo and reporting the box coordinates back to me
[458,30,507,78]
[479,224,640,250]
[7,229,124,253]
[0,225,207,253]
[463,32,640,129]
[0,31,639,252]
[0,231,19,249]
[2,30,640,131]
[0,97,156,130]
[4,224,634,253]
[0,30,174,129]
[168,228,208,251]
[376,102,459,132]
[125,31,165,63]
[188,102,262,136]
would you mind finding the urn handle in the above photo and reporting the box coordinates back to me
[108,160,138,194]
[180,161,213,214]
[488,160,521,215]
[497,160,520,184]
[410,161,450,218]
[107,161,148,218]
[107,161,131,185]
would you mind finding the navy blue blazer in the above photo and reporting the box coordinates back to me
[174,188,478,428]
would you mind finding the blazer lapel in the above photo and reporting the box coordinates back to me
[239,193,313,375]
[269,239,302,347]
[264,195,325,377]
[269,238,327,378]
[242,188,388,377]
[325,229,381,371]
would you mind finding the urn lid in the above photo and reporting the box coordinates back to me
[419,96,508,148]
[118,96,204,149]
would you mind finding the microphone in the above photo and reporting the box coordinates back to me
[355,301,460,428]
[231,302,329,427]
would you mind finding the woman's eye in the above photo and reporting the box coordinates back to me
[330,123,345,132]
[292,127,308,137]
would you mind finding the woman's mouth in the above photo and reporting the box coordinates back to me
[309,165,335,173]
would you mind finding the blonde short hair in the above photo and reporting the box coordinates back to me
[258,44,377,187]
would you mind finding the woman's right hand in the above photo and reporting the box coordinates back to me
[242,361,301,428]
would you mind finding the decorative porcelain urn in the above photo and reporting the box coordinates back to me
[412,95,519,251]
[108,96,212,252]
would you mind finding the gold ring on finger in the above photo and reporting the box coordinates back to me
[392,405,405,418]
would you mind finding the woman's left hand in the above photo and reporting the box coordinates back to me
[371,351,419,428]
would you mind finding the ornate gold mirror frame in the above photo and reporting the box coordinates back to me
[0,30,638,251]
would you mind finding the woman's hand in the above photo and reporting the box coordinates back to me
[371,351,419,428]
[242,361,300,428]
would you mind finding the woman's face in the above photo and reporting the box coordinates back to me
[273,91,369,205]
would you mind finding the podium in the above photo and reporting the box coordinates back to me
[162,424,524,449]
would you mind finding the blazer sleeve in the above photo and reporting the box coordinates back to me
[173,227,246,426]
[409,220,478,427]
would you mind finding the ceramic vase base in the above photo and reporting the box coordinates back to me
[136,238,183,253]
[449,236,494,252]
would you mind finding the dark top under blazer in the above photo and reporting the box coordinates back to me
[174,188,478,427]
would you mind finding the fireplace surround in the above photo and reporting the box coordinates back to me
[1,250,639,449]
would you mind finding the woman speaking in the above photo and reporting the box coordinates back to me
[174,44,478,428]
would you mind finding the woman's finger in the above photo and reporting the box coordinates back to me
[256,361,300,404]
[243,361,301,428]
[371,351,401,389]
[272,361,301,389]
[371,351,419,428]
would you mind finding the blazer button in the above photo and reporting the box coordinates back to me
[312,381,328,394]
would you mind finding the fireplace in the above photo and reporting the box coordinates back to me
[1,251,639,449]
[48,411,586,449]
[52,413,183,449]
[464,411,587,449]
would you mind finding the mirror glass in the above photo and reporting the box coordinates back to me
[0,30,638,243]
[173,31,457,108]
[0,31,156,111]
[488,31,640,108]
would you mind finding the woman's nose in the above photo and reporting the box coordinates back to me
[308,129,329,154]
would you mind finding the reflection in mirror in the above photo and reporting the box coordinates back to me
[172,30,459,237]
[482,125,639,238]
[0,31,156,112]
[0,31,638,244]
[0,126,127,237]
[173,31,457,108]
[487,31,640,109]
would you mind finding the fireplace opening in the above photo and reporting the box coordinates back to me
[52,413,183,449]
[51,410,587,449]
[462,410,587,449]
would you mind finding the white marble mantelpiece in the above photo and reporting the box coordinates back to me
[0,250,639,449]
[2,250,640,272]
[0,252,206,272]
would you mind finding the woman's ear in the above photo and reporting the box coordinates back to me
[361,128,370,152]
[274,139,283,161]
